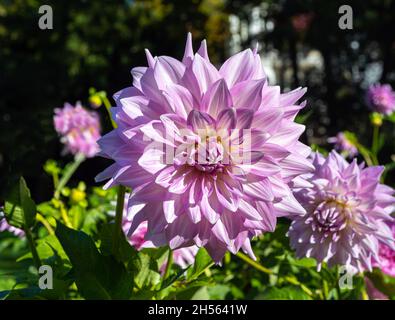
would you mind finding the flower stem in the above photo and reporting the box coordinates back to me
[112,185,126,253]
[36,213,54,235]
[371,125,380,165]
[102,95,117,129]
[24,228,41,269]
[236,252,272,274]
[162,248,173,284]
[236,252,314,298]
[54,153,85,199]
[60,202,73,229]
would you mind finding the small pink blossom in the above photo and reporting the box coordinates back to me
[366,84,395,115]
[373,221,395,277]
[327,132,358,158]
[54,102,101,157]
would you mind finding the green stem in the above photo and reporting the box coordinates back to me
[54,153,85,199]
[102,95,117,129]
[322,279,329,300]
[112,185,126,253]
[36,213,54,235]
[236,252,314,298]
[236,252,272,274]
[371,125,380,165]
[162,248,173,283]
[24,228,41,269]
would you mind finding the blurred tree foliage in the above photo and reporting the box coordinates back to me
[1,0,395,200]
[0,0,229,200]
[225,0,395,164]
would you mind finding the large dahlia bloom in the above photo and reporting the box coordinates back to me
[366,84,395,115]
[54,102,101,157]
[327,132,358,158]
[288,151,395,271]
[373,221,395,277]
[96,33,313,262]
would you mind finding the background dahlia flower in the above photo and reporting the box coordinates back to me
[327,132,358,158]
[54,102,101,157]
[366,84,395,115]
[0,210,24,237]
[373,221,395,277]
[288,151,395,272]
[97,33,313,262]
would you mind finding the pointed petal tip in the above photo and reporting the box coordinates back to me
[144,49,155,68]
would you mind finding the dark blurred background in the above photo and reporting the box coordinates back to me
[1,0,395,201]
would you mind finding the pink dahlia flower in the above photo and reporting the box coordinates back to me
[373,221,395,277]
[288,151,395,272]
[54,102,101,158]
[366,84,395,115]
[96,33,313,262]
[327,132,358,158]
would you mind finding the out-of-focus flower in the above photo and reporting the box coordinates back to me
[0,211,24,237]
[291,13,314,33]
[373,221,395,277]
[366,84,395,115]
[172,246,199,269]
[54,102,101,158]
[365,277,388,300]
[288,151,395,272]
[97,33,313,262]
[370,112,383,127]
[89,95,102,108]
[327,132,358,158]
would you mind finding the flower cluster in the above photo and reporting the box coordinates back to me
[288,151,395,272]
[96,33,313,262]
[366,84,395,115]
[54,102,101,157]
[373,221,395,277]
[327,132,358,158]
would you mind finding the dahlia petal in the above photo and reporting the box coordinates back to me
[236,108,254,129]
[201,194,220,224]
[279,87,307,107]
[131,67,147,91]
[197,39,209,61]
[220,49,260,88]
[238,199,263,220]
[202,79,233,117]
[154,56,185,90]
[138,148,166,174]
[182,54,221,98]
[145,48,156,68]
[163,83,194,119]
[252,108,284,134]
[187,109,215,130]
[216,108,236,130]
[182,32,194,66]
[243,179,274,202]
[231,79,265,110]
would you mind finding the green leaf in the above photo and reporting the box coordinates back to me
[258,286,312,300]
[187,248,212,281]
[4,177,36,229]
[131,251,161,289]
[99,223,138,266]
[55,222,133,299]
